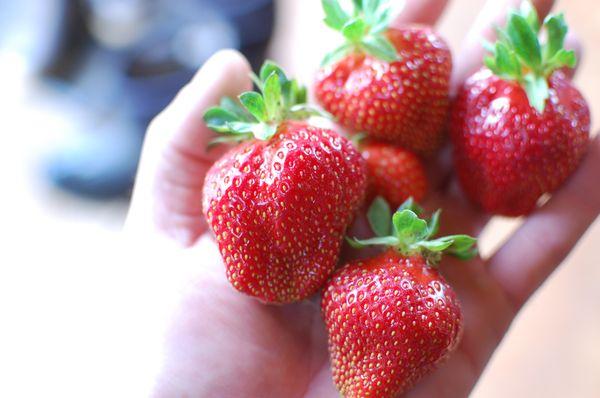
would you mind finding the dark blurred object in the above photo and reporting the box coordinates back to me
[0,0,73,75]
[42,0,274,199]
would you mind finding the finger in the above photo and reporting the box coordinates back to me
[488,135,600,310]
[392,0,450,26]
[127,50,252,246]
[451,0,556,94]
[144,49,252,168]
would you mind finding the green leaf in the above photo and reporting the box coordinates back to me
[427,210,441,238]
[520,1,540,33]
[419,237,454,252]
[363,0,383,25]
[250,72,263,90]
[203,107,239,132]
[450,245,478,260]
[367,197,392,237]
[288,104,331,120]
[546,49,576,70]
[263,72,283,120]
[370,7,392,34]
[494,26,512,47]
[239,92,267,122]
[544,13,568,60]
[524,73,549,113]
[420,234,477,259]
[346,235,399,249]
[281,80,294,108]
[322,43,353,66]
[220,97,249,118]
[506,12,542,70]
[282,79,308,108]
[342,18,368,42]
[484,56,499,75]
[392,210,429,244]
[361,34,399,62]
[227,121,255,134]
[397,197,423,215]
[322,0,350,30]
[251,123,278,141]
[345,203,478,264]
[494,41,522,80]
[204,61,313,146]
[352,0,363,11]
[259,60,286,83]
[296,86,308,104]
[446,235,477,253]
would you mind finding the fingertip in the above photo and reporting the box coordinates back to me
[149,49,253,157]
[131,50,254,246]
[189,49,253,95]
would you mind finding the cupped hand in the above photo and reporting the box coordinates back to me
[126,1,600,397]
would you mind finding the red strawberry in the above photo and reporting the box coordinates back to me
[361,141,427,209]
[322,198,476,397]
[203,61,367,303]
[315,0,452,155]
[450,5,590,216]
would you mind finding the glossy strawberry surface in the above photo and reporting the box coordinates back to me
[315,26,452,155]
[203,121,367,303]
[362,142,427,209]
[322,249,463,397]
[450,69,590,216]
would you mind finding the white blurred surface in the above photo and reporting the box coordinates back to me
[0,0,599,397]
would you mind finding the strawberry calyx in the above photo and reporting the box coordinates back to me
[321,0,399,66]
[348,197,478,265]
[484,1,576,113]
[204,60,327,145]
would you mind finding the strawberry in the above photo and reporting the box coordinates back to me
[450,3,590,216]
[361,141,427,209]
[322,198,477,397]
[202,61,367,304]
[315,0,452,155]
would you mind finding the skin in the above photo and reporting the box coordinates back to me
[125,0,599,397]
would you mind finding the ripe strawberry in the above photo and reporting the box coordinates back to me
[203,61,367,304]
[450,4,590,216]
[361,141,427,209]
[322,198,477,397]
[315,0,452,155]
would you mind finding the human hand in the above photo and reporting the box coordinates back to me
[125,1,600,397]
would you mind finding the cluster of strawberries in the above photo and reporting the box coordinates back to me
[201,0,590,396]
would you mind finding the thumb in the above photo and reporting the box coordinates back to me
[127,50,252,246]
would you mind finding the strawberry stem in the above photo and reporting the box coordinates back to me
[484,1,576,113]
[347,197,478,265]
[320,0,399,66]
[203,61,328,145]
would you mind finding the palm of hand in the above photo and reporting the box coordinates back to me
[145,188,516,398]
[127,1,599,397]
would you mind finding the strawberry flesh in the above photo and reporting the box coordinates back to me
[362,142,427,209]
[322,249,463,397]
[203,121,367,303]
[315,26,452,155]
[450,69,590,216]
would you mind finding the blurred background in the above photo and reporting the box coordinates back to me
[0,0,598,397]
